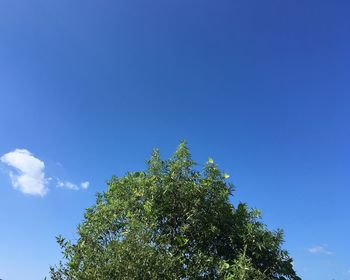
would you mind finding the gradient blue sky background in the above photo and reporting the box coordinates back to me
[0,1,349,279]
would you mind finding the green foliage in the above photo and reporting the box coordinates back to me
[50,142,301,280]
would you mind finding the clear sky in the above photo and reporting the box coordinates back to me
[0,0,349,279]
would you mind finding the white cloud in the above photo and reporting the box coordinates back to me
[0,149,48,196]
[57,180,78,190]
[57,180,89,190]
[307,245,333,255]
[1,148,89,196]
[81,181,90,189]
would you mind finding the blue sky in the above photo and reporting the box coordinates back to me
[0,0,349,279]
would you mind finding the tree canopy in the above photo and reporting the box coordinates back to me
[50,142,301,280]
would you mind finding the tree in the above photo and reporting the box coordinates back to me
[50,142,301,280]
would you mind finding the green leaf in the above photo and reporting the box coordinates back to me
[222,262,230,269]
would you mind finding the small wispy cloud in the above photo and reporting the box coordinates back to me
[307,245,333,255]
[57,180,79,190]
[1,149,89,197]
[81,181,90,189]
[57,180,89,190]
